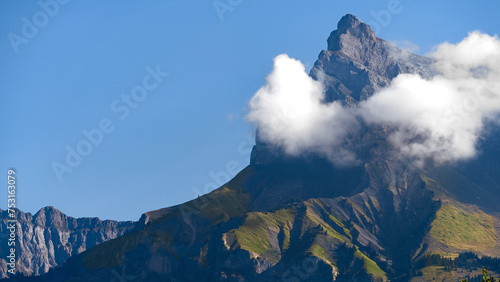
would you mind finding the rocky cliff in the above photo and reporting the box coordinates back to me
[0,206,135,279]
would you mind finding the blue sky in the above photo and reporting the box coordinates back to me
[1,0,500,221]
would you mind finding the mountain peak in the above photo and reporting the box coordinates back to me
[33,205,66,228]
[39,206,59,212]
[327,14,377,52]
[306,14,435,106]
[337,14,362,30]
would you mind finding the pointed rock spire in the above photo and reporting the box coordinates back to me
[327,14,377,53]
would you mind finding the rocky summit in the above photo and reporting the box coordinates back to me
[7,14,500,282]
[312,14,435,106]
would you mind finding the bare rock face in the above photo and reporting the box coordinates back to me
[311,14,435,106]
[0,206,135,278]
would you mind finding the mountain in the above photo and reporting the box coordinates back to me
[0,207,135,279]
[7,14,500,281]
[310,14,436,106]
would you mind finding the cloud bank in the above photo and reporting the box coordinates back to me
[247,32,500,166]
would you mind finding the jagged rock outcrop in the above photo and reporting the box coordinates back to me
[0,206,135,278]
[310,14,435,106]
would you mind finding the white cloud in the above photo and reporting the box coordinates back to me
[247,32,500,166]
[359,74,483,164]
[247,54,359,165]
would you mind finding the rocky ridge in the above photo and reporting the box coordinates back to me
[0,206,135,278]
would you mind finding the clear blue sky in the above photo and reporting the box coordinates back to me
[1,0,499,221]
